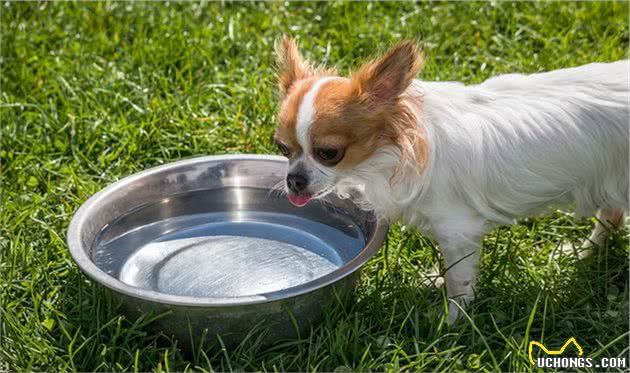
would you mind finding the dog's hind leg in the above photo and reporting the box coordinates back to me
[581,208,625,249]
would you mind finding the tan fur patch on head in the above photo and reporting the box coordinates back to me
[274,36,338,158]
[308,78,427,172]
[274,77,317,157]
[274,39,428,175]
[307,42,427,172]
[308,79,390,169]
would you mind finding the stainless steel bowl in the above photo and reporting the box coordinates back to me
[67,154,387,348]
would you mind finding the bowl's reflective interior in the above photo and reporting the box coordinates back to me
[93,187,367,298]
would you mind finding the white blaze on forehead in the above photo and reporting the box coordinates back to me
[296,77,338,151]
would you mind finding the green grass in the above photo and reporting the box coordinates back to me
[1,2,629,372]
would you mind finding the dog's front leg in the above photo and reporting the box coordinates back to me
[433,220,485,325]
[441,245,480,324]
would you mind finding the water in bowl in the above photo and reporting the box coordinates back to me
[92,187,366,298]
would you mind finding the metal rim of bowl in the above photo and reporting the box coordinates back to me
[67,154,388,308]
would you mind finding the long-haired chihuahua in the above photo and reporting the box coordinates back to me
[272,37,628,324]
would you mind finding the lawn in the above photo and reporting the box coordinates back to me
[1,2,628,372]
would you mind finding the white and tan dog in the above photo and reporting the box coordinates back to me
[272,37,629,323]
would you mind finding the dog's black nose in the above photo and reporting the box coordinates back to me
[287,173,308,193]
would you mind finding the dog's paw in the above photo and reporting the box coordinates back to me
[440,300,464,325]
[447,303,460,325]
[447,301,464,325]
[444,298,474,325]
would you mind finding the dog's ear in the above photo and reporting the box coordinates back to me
[351,41,423,104]
[275,36,313,97]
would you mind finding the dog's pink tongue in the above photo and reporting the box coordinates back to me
[288,194,312,207]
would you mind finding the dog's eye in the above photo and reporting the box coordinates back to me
[314,147,344,166]
[276,142,290,157]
